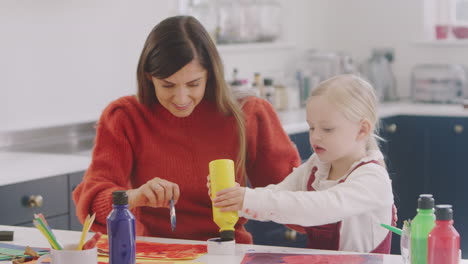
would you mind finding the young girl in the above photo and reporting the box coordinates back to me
[211,74,395,253]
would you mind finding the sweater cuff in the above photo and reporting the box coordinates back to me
[241,187,265,220]
[91,188,116,227]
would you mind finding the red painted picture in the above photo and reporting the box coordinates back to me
[241,253,384,264]
[96,236,206,260]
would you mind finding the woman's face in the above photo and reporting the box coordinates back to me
[151,60,207,118]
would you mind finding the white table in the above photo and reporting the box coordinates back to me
[0,225,465,264]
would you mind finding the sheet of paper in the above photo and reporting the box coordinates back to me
[97,256,203,264]
[96,236,207,260]
[241,253,384,264]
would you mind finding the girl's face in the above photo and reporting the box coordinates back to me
[306,96,368,164]
[151,60,207,118]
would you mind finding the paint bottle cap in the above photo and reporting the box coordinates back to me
[435,204,453,220]
[207,238,236,255]
[418,194,434,209]
[220,230,235,241]
[112,190,128,205]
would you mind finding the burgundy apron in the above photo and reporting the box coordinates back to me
[304,160,395,253]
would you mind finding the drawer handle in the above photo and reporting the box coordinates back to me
[284,229,297,241]
[27,195,44,208]
[385,124,397,134]
[454,124,464,134]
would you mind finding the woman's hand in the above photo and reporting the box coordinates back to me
[127,177,180,209]
[212,184,246,212]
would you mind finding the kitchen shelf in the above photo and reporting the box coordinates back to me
[413,39,468,46]
[216,42,295,53]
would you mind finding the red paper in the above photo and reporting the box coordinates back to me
[96,237,207,260]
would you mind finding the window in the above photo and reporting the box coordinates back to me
[424,0,468,41]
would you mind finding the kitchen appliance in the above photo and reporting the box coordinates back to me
[360,48,398,102]
[296,50,356,106]
[411,64,467,104]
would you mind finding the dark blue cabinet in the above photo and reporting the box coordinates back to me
[69,172,85,231]
[426,117,468,258]
[0,171,86,231]
[380,116,430,254]
[0,175,68,227]
[381,116,468,257]
[289,132,312,162]
[244,131,310,248]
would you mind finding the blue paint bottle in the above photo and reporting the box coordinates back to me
[107,190,136,264]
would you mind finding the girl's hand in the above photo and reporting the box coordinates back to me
[127,177,180,209]
[213,184,246,212]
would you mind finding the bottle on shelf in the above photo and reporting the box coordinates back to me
[411,194,436,264]
[428,204,460,264]
[253,72,264,97]
[263,78,275,105]
[107,191,136,264]
[230,68,242,87]
[274,83,288,111]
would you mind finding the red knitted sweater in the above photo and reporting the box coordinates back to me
[73,95,300,243]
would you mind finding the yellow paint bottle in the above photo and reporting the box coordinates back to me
[209,159,239,241]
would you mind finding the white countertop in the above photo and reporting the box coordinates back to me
[278,101,468,134]
[1,102,468,187]
[0,152,91,186]
[1,225,457,264]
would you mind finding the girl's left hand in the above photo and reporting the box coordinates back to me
[213,184,246,212]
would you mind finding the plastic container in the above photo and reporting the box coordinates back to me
[410,194,436,264]
[207,238,236,255]
[209,159,239,241]
[428,205,460,264]
[107,191,136,264]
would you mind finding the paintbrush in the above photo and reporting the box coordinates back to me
[380,223,402,236]
[170,198,176,232]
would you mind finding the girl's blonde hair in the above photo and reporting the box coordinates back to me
[308,74,381,152]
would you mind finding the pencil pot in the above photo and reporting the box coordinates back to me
[400,221,411,264]
[209,159,239,241]
[36,244,97,264]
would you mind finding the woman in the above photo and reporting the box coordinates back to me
[73,15,300,243]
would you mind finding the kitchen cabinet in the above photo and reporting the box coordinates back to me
[245,131,311,248]
[289,131,312,162]
[381,116,468,257]
[69,171,85,231]
[0,171,86,232]
[426,117,468,258]
[380,116,427,254]
[0,175,68,227]
[18,215,69,230]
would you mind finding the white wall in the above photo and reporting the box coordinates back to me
[0,0,178,131]
[1,0,317,131]
[305,0,468,98]
[8,1,459,131]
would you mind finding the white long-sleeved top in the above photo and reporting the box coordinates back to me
[241,150,394,252]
